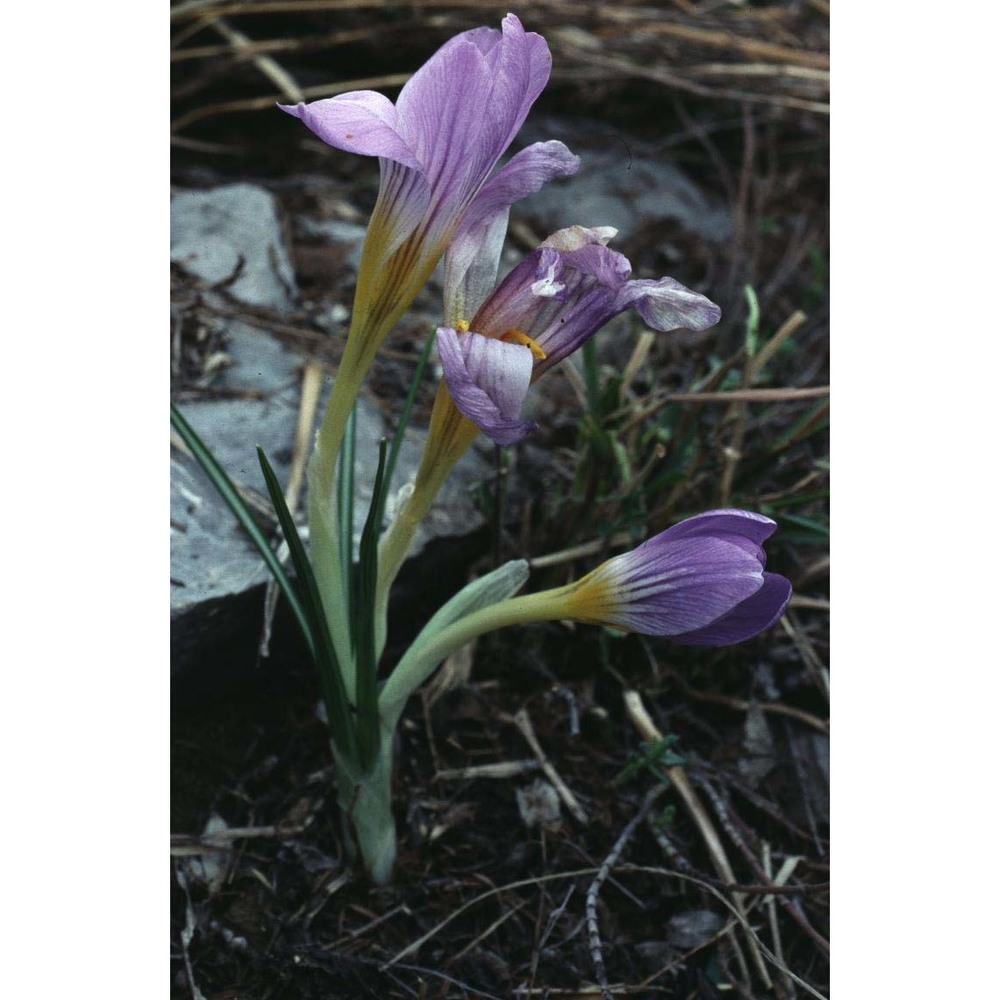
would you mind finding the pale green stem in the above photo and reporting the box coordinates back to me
[374,394,479,659]
[379,583,579,730]
[307,356,367,688]
[332,728,396,885]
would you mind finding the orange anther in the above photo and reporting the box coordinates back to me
[500,329,547,360]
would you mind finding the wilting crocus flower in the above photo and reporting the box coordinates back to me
[560,510,792,644]
[436,226,722,445]
[280,14,579,373]
[376,228,722,599]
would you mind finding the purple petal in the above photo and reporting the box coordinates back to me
[278,93,420,170]
[482,16,554,164]
[444,141,580,322]
[617,277,722,332]
[582,535,767,636]
[672,573,792,646]
[394,15,552,200]
[662,509,778,547]
[437,327,537,445]
[465,142,579,234]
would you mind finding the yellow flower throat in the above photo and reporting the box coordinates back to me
[455,320,546,360]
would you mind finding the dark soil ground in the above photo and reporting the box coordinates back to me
[171,4,829,997]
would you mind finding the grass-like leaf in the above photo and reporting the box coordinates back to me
[170,403,312,649]
[354,437,389,771]
[338,404,357,637]
[257,447,359,763]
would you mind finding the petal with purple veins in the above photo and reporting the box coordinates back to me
[278,93,420,169]
[617,277,722,332]
[578,535,767,636]
[672,573,792,646]
[444,141,580,323]
[437,327,537,445]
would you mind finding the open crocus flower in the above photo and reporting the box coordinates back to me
[436,226,722,445]
[280,14,579,371]
[559,510,792,644]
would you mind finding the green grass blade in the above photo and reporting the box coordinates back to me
[257,447,358,763]
[170,403,312,651]
[774,511,829,539]
[355,437,389,771]
[337,403,357,642]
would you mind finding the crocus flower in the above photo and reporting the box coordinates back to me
[280,14,579,371]
[436,226,722,445]
[559,510,792,645]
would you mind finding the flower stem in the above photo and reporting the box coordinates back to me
[379,583,577,729]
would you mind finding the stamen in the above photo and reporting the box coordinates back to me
[456,319,470,333]
[500,328,547,360]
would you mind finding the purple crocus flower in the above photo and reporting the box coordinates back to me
[561,510,791,645]
[279,15,579,364]
[436,226,722,445]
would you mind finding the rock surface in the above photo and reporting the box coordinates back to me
[171,183,298,313]
[517,116,732,243]
[170,184,491,674]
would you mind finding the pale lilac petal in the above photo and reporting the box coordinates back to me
[444,141,580,323]
[485,16,554,163]
[437,327,537,445]
[564,243,633,285]
[395,36,496,191]
[394,15,552,202]
[617,277,722,332]
[278,93,420,170]
[672,573,792,646]
[460,142,581,241]
[444,205,511,326]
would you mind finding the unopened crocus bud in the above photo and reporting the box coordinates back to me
[560,510,791,645]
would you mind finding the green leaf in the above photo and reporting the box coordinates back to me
[354,437,389,771]
[379,560,530,726]
[170,403,311,650]
[257,447,358,763]
[337,403,357,635]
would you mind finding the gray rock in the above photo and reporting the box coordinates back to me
[515,116,732,243]
[171,318,491,672]
[171,184,298,313]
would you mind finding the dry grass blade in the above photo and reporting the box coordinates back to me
[622,690,771,989]
[505,708,589,825]
[210,16,304,102]
[382,862,825,998]
[285,358,322,516]
[170,73,412,132]
[558,45,829,116]
[586,786,666,1000]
